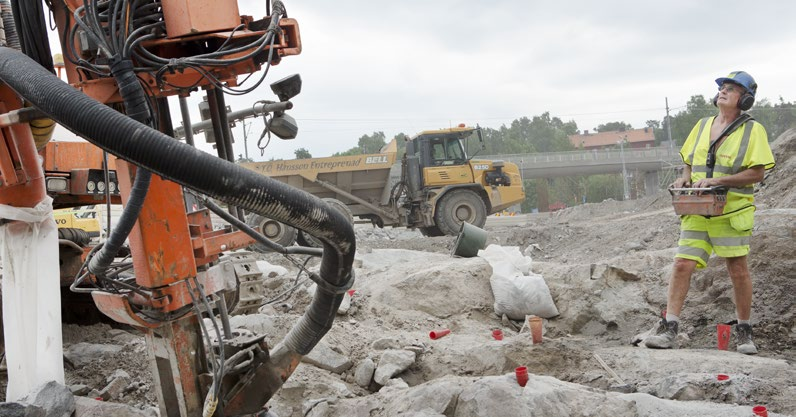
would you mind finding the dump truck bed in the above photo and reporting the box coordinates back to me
[241,151,399,218]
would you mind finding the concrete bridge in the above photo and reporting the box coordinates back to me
[481,146,685,196]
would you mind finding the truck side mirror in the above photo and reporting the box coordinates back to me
[270,74,302,102]
[476,124,485,150]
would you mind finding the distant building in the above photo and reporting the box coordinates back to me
[569,128,656,150]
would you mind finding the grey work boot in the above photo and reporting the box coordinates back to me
[736,323,758,355]
[644,319,679,349]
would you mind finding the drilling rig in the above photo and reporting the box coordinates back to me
[0,1,354,415]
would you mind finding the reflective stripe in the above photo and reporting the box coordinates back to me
[680,230,709,241]
[677,245,710,263]
[731,122,755,174]
[688,117,711,164]
[729,187,754,195]
[691,164,708,173]
[711,165,733,175]
[712,236,750,247]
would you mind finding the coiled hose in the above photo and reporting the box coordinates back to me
[0,47,355,361]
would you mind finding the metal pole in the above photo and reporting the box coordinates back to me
[619,138,629,201]
[665,97,673,153]
[173,101,292,139]
[178,95,195,147]
[242,118,249,160]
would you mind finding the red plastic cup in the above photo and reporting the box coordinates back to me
[752,405,768,417]
[716,374,730,381]
[717,324,731,350]
[492,329,504,340]
[429,329,451,340]
[515,366,529,387]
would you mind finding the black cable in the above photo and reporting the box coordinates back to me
[186,281,221,400]
[10,0,55,72]
[261,257,313,306]
[190,277,225,400]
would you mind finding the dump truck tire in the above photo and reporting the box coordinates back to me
[245,213,297,251]
[434,189,487,236]
[297,198,353,248]
[57,227,91,247]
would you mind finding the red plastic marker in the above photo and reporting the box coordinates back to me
[717,324,731,350]
[515,366,528,387]
[429,329,451,340]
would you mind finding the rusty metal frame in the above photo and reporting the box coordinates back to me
[0,86,46,207]
[52,0,301,104]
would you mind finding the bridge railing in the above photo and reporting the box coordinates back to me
[480,146,683,167]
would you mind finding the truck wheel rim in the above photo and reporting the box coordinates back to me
[455,205,474,222]
[263,220,282,238]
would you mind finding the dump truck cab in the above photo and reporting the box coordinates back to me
[403,125,525,236]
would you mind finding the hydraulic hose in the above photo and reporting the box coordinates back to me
[0,1,19,52]
[0,47,355,360]
[87,57,153,278]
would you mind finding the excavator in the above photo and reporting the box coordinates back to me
[0,1,354,416]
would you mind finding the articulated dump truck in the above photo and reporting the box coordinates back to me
[241,126,525,247]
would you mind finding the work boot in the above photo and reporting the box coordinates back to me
[736,323,758,355]
[644,319,679,349]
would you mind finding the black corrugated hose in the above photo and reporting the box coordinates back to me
[0,47,355,358]
[87,56,153,279]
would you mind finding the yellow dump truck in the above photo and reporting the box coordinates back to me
[241,125,525,246]
[53,206,102,238]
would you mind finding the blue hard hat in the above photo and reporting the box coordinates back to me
[715,71,757,96]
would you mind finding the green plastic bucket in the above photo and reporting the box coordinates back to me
[451,222,487,257]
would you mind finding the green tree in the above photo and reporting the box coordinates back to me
[668,95,716,146]
[333,131,388,156]
[358,131,387,154]
[585,174,624,202]
[333,148,361,157]
[749,97,796,140]
[521,179,538,213]
[595,121,633,132]
[394,132,409,156]
[294,148,312,159]
[477,113,577,156]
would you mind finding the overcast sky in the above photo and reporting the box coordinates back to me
[50,0,796,161]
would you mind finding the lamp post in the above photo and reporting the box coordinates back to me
[618,137,630,201]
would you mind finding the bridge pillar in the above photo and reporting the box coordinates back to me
[644,171,659,196]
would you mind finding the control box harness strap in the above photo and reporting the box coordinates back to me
[706,113,753,179]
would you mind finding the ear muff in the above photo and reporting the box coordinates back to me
[712,93,719,107]
[738,90,755,111]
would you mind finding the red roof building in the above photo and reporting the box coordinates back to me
[569,128,656,150]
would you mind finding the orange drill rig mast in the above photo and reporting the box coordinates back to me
[0,1,355,416]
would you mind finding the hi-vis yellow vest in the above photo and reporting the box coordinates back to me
[679,116,775,215]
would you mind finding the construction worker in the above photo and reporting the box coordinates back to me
[644,71,775,354]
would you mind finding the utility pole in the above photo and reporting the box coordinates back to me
[665,97,673,153]
[618,137,630,201]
